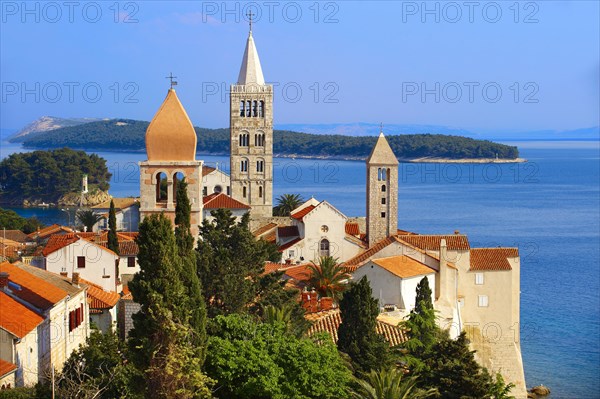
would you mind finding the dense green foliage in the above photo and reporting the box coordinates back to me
[21,119,519,159]
[205,314,352,399]
[128,213,212,398]
[0,148,111,204]
[273,193,305,216]
[174,178,208,358]
[107,200,119,255]
[0,207,44,233]
[337,276,392,374]
[351,368,437,399]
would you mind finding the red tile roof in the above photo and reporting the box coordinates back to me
[82,279,120,309]
[344,236,396,270]
[371,255,436,278]
[42,234,80,256]
[91,198,139,210]
[263,262,283,275]
[0,230,30,243]
[470,248,518,271]
[0,291,44,339]
[0,358,17,378]
[203,193,251,209]
[398,235,470,251]
[28,224,73,240]
[0,262,68,310]
[291,205,316,221]
[282,264,312,282]
[306,309,407,346]
[278,237,303,252]
[277,226,299,238]
[345,222,360,236]
[262,230,276,244]
[252,223,278,237]
[202,165,216,176]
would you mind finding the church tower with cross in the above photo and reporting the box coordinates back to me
[139,76,204,237]
[366,127,399,247]
[229,15,273,218]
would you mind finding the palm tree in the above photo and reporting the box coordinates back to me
[352,368,437,399]
[273,193,305,216]
[76,209,103,232]
[307,256,349,301]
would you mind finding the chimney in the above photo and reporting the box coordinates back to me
[301,289,312,311]
[0,272,9,289]
[454,230,460,235]
[72,272,80,287]
[320,297,333,311]
[310,289,318,313]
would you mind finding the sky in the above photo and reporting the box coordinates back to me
[1,1,598,133]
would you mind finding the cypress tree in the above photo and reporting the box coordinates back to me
[402,276,437,360]
[128,213,212,397]
[107,199,119,255]
[337,276,391,374]
[174,178,207,362]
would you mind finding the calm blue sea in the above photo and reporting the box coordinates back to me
[1,140,599,398]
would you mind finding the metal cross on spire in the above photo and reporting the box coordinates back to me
[246,9,255,33]
[166,72,178,89]
[380,122,384,133]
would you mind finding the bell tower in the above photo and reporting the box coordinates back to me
[366,129,398,247]
[139,87,204,237]
[230,22,273,218]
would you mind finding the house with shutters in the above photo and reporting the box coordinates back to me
[0,262,89,387]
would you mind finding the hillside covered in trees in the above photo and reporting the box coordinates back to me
[21,119,520,160]
[0,148,111,205]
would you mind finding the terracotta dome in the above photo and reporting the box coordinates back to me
[145,89,197,161]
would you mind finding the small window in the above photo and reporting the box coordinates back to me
[321,225,329,233]
[259,101,265,117]
[202,187,207,196]
[243,186,247,198]
[214,185,223,193]
[475,273,484,285]
[253,100,258,117]
[289,250,295,258]
[381,212,386,218]
[259,186,263,198]
[381,197,386,205]
[128,257,136,268]
[478,295,489,307]
[246,100,251,117]
[227,186,231,195]
[239,101,245,117]
[381,185,386,192]
[77,256,85,268]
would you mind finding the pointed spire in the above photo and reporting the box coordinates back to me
[237,30,265,85]
[367,130,399,165]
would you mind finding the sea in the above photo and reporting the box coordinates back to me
[1,139,599,398]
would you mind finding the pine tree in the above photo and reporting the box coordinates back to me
[107,199,119,255]
[128,213,212,398]
[174,178,207,362]
[337,276,391,374]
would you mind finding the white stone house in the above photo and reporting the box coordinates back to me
[276,198,366,264]
[0,262,89,386]
[92,198,140,232]
[84,279,120,333]
[352,255,436,311]
[43,234,120,292]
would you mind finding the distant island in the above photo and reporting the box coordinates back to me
[16,118,520,161]
[0,148,111,206]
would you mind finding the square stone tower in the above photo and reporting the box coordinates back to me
[230,28,273,219]
[139,88,203,237]
[366,131,399,247]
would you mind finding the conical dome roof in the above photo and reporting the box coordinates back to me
[237,32,265,85]
[145,89,197,161]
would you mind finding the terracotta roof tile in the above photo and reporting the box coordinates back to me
[262,230,276,244]
[0,230,30,243]
[0,291,44,338]
[0,262,68,310]
[0,243,22,260]
[306,309,407,346]
[345,222,360,236]
[278,237,302,252]
[252,223,278,237]
[82,278,120,309]
[370,255,436,278]
[470,248,518,271]
[42,234,80,256]
[282,264,312,282]
[202,165,216,176]
[0,358,17,378]
[343,236,396,270]
[203,193,250,209]
[28,224,73,239]
[291,205,316,221]
[263,262,283,275]
[399,235,470,251]
[91,198,139,210]
[277,226,299,238]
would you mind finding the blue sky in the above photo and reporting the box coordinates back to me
[1,1,598,133]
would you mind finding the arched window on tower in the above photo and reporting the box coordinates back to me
[246,101,251,117]
[239,134,249,147]
[253,100,258,117]
[377,168,382,181]
[382,168,387,181]
[256,160,264,173]
[259,101,265,117]
[242,186,247,198]
[240,159,249,172]
[320,239,330,257]
[259,186,263,198]
[156,172,168,204]
[173,172,185,203]
[239,101,245,117]
[381,184,386,192]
